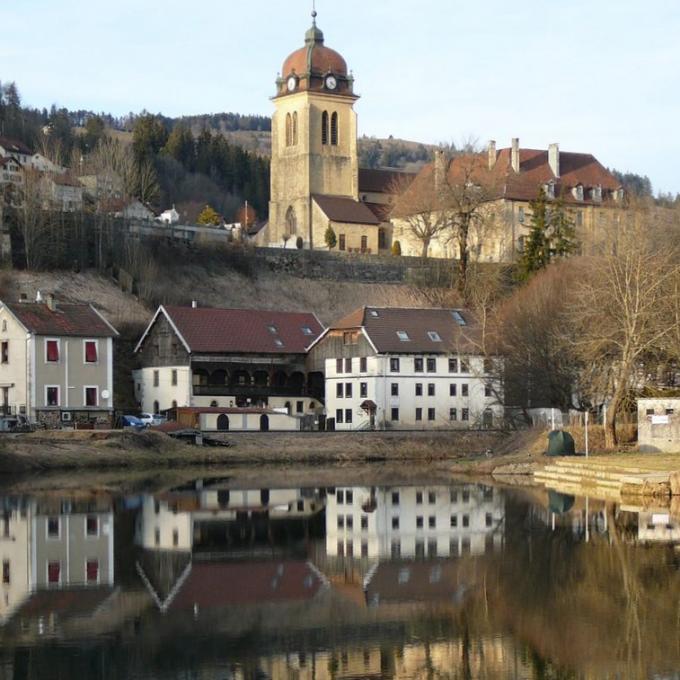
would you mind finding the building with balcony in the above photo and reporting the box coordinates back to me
[133,305,325,417]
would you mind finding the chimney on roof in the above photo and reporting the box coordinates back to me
[548,143,560,178]
[487,140,497,170]
[511,138,520,173]
[433,149,447,198]
[191,300,198,309]
[44,293,56,312]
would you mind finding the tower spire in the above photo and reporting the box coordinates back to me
[312,0,317,23]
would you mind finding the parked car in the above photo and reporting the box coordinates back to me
[139,413,166,426]
[121,415,146,431]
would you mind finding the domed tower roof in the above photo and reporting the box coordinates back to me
[276,11,356,99]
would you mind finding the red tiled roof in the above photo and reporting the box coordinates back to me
[359,168,415,195]
[0,136,32,156]
[327,306,483,354]
[313,194,381,225]
[4,301,118,337]
[168,561,322,610]
[15,588,114,618]
[364,202,393,222]
[400,147,622,210]
[151,306,324,355]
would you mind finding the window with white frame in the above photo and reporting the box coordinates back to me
[45,385,60,407]
[84,386,98,407]
[47,516,60,539]
[83,339,98,363]
[45,338,60,362]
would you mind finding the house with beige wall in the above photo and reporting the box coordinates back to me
[392,139,626,261]
[0,295,118,426]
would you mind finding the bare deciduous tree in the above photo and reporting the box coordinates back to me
[566,227,680,447]
[18,168,48,270]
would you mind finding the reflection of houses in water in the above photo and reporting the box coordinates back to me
[325,484,504,560]
[0,496,115,632]
[135,486,326,553]
[637,511,680,543]
[0,499,31,624]
[135,484,327,613]
[254,638,533,680]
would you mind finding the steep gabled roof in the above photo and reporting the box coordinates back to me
[314,306,483,354]
[135,306,324,355]
[0,136,32,156]
[3,301,118,338]
[313,194,381,225]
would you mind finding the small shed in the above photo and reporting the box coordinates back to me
[637,398,680,453]
[175,407,301,433]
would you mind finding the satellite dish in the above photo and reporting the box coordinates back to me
[101,389,110,400]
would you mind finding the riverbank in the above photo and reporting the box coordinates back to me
[0,428,513,473]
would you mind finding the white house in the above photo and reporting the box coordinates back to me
[307,307,503,430]
[0,137,32,166]
[157,205,180,225]
[0,294,118,426]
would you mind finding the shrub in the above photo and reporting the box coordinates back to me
[296,236,304,249]
[391,240,402,256]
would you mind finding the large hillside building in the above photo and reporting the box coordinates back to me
[392,139,626,261]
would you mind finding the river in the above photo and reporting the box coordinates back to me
[0,468,678,679]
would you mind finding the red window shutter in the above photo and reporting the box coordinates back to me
[86,559,98,583]
[46,341,59,362]
[85,341,97,363]
[48,561,60,583]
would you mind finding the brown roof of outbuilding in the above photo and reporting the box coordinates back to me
[326,306,483,354]
[140,306,324,355]
[4,301,118,337]
[49,172,82,188]
[313,194,381,225]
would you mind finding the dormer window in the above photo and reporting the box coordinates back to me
[274,339,284,347]
[368,310,379,317]
[544,182,555,199]
[267,325,278,334]
[451,311,466,326]
[572,185,584,201]
[614,187,625,202]
[427,331,442,342]
[396,331,410,342]
[301,326,313,336]
[591,185,602,202]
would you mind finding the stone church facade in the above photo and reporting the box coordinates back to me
[266,13,397,253]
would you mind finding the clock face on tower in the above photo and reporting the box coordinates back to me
[287,76,297,92]
[325,75,337,90]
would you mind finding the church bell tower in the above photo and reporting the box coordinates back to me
[268,10,359,248]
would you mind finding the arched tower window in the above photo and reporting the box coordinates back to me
[292,112,298,146]
[285,113,292,147]
[285,206,297,235]
[321,111,329,145]
[330,112,338,146]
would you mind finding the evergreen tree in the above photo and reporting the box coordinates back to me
[324,224,337,250]
[549,195,578,258]
[517,188,550,282]
[197,204,221,226]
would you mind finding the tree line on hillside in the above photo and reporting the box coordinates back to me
[0,80,270,222]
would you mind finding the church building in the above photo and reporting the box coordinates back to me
[266,11,403,253]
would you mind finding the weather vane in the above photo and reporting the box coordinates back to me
[312,0,317,20]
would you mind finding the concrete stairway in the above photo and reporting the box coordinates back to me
[534,458,670,498]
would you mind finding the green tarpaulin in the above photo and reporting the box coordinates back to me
[546,429,576,457]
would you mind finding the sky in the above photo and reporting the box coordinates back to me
[2,0,679,193]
